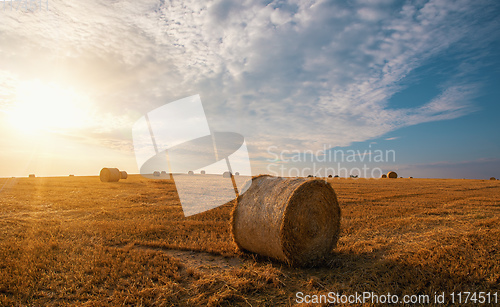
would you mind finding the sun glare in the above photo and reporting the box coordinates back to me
[8,80,91,134]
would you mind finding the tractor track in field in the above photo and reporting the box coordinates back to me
[113,243,245,274]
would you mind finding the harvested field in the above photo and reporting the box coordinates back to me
[0,175,499,306]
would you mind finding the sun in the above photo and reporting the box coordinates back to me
[8,80,91,134]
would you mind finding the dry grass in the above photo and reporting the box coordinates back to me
[0,175,499,306]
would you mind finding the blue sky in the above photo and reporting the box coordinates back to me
[0,0,499,179]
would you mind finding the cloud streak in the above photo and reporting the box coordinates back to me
[398,158,500,179]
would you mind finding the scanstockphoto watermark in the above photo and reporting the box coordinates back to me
[268,162,385,178]
[296,291,431,304]
[266,145,396,178]
[132,95,252,217]
[1,0,48,12]
[267,144,396,164]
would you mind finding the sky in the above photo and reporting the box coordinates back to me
[0,0,499,179]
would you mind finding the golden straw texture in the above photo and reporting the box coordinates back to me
[387,171,398,179]
[232,175,341,267]
[99,168,121,182]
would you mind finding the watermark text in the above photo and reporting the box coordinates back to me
[2,0,49,12]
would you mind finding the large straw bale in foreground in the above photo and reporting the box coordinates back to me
[231,175,341,266]
[387,171,398,178]
[100,168,121,182]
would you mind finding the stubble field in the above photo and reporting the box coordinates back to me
[0,175,499,306]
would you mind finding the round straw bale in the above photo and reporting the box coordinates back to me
[223,171,232,178]
[490,177,496,180]
[200,170,206,175]
[381,174,387,178]
[29,174,35,178]
[235,172,240,176]
[100,168,121,182]
[120,171,128,179]
[153,171,160,177]
[188,171,194,175]
[232,175,341,267]
[161,171,168,176]
[387,171,398,178]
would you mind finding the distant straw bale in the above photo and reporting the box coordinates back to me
[387,171,398,178]
[381,174,387,178]
[99,168,121,182]
[232,175,341,267]
[153,171,160,177]
[223,171,232,178]
[120,171,128,179]
[200,170,206,175]
[188,171,194,175]
[490,177,496,180]
[29,174,35,178]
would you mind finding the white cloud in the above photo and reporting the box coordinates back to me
[0,0,498,161]
[357,7,387,21]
